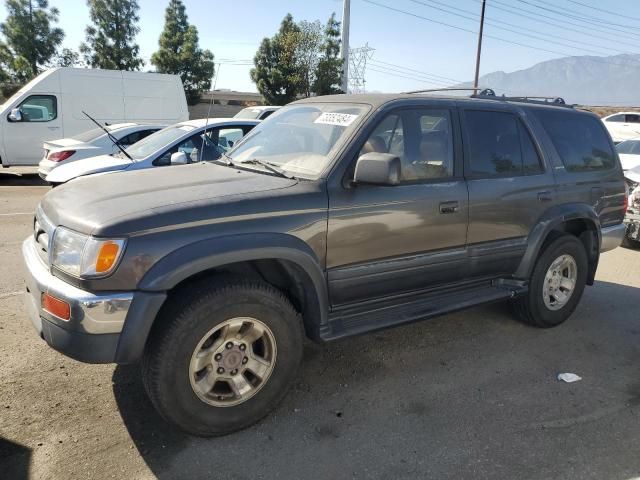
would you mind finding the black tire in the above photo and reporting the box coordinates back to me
[142,279,304,437]
[512,235,588,328]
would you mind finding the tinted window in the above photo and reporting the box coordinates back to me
[607,114,625,122]
[626,114,640,123]
[360,109,453,182]
[259,110,276,120]
[536,110,615,172]
[464,111,541,177]
[18,95,57,122]
[120,129,159,146]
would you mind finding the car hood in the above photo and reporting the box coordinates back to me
[46,155,131,183]
[40,162,299,236]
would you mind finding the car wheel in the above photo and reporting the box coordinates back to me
[512,235,588,328]
[142,279,304,437]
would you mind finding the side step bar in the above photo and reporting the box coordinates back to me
[321,281,527,341]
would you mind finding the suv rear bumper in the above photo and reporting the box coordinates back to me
[22,237,165,364]
[600,223,626,252]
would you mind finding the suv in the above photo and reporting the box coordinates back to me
[22,93,627,436]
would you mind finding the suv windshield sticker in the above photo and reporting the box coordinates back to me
[314,112,358,127]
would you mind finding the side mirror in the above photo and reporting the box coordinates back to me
[170,151,188,165]
[353,152,401,186]
[8,108,22,122]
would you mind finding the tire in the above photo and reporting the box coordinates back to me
[142,279,304,437]
[512,234,588,328]
[622,234,640,249]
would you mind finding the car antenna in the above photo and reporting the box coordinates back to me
[82,110,134,162]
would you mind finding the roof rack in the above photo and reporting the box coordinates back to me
[471,89,573,108]
[404,87,485,94]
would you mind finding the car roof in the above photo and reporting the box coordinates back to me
[294,93,580,114]
[604,112,640,117]
[176,118,261,128]
[241,106,279,112]
[106,122,166,131]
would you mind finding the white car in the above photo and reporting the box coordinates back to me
[39,123,165,178]
[234,106,280,120]
[602,112,640,143]
[615,139,640,171]
[45,118,260,185]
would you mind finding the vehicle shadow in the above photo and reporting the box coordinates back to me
[0,437,32,480]
[113,279,640,479]
[0,172,48,187]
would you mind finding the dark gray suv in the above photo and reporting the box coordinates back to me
[22,93,627,436]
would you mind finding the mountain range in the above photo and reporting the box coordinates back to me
[457,54,640,106]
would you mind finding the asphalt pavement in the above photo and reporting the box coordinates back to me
[1,170,639,480]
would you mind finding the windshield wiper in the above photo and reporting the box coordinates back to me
[239,159,293,179]
[82,111,133,162]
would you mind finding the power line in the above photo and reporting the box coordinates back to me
[417,0,627,55]
[368,62,459,85]
[477,0,640,49]
[367,66,453,87]
[368,59,464,83]
[535,0,640,30]
[363,0,640,72]
[515,0,640,39]
[565,0,640,23]
[408,0,619,57]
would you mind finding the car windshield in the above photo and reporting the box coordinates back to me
[227,103,369,178]
[125,124,196,160]
[235,108,263,119]
[616,140,640,155]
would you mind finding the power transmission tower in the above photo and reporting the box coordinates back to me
[348,44,375,94]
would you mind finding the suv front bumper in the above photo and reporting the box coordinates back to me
[21,237,165,364]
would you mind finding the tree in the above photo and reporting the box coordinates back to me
[80,0,144,70]
[0,0,64,80]
[250,14,301,105]
[150,0,215,105]
[313,13,344,96]
[295,20,322,98]
[52,48,82,67]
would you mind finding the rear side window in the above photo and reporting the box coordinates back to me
[606,114,625,122]
[463,110,543,177]
[535,110,615,172]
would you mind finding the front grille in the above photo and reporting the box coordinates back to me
[34,207,54,265]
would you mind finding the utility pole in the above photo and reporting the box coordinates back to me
[341,0,351,93]
[473,0,486,94]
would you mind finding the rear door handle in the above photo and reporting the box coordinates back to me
[439,201,459,214]
[538,191,553,202]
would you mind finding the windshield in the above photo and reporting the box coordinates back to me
[228,103,369,178]
[235,108,263,119]
[616,140,640,155]
[125,124,195,160]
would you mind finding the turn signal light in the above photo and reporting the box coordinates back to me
[95,241,120,273]
[42,293,70,321]
[48,150,76,162]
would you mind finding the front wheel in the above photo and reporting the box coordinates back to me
[142,280,304,436]
[512,235,588,328]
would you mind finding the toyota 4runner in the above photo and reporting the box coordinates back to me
[22,93,627,436]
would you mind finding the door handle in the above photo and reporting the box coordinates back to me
[439,201,459,214]
[538,191,553,202]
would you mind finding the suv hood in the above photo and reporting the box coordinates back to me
[46,154,131,183]
[41,162,298,236]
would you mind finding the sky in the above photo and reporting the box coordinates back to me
[1,0,640,93]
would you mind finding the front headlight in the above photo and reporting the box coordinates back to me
[51,226,126,278]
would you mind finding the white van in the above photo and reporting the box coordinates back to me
[0,67,189,166]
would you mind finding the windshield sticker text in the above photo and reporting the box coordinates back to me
[313,112,358,127]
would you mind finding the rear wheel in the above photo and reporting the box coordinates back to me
[512,235,588,328]
[142,280,304,436]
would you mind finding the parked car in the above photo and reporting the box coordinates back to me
[234,105,280,120]
[45,118,259,185]
[0,67,188,167]
[602,112,640,143]
[22,93,626,436]
[39,123,165,179]
[623,166,640,248]
[615,139,640,171]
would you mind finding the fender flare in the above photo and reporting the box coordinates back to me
[514,203,600,281]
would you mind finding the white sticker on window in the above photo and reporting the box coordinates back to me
[314,112,358,127]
